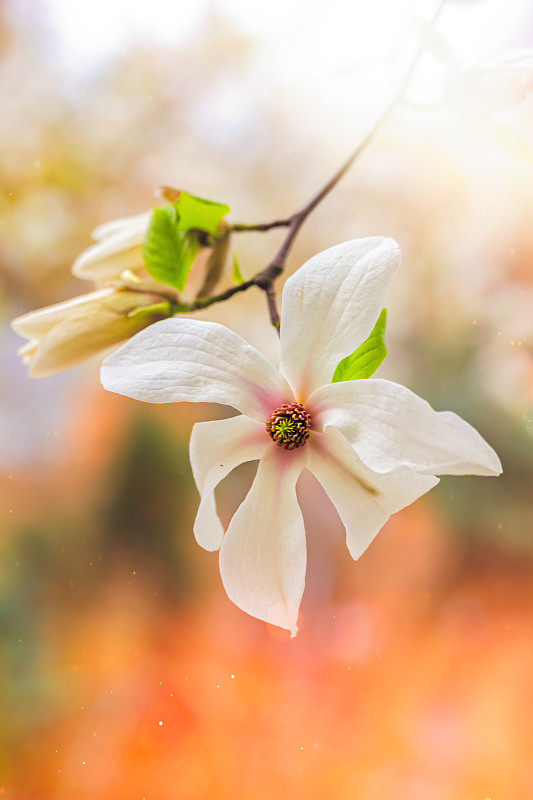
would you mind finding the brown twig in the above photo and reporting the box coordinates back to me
[185,0,448,330]
[230,219,292,232]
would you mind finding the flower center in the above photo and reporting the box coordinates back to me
[266,402,311,450]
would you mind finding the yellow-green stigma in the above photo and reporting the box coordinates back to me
[266,402,311,450]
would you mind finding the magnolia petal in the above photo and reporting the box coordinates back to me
[73,244,145,282]
[92,211,152,242]
[22,290,169,378]
[72,220,148,281]
[308,379,502,477]
[279,238,400,399]
[190,415,269,551]
[17,340,38,364]
[11,289,115,339]
[307,427,438,561]
[219,445,307,635]
[101,318,293,420]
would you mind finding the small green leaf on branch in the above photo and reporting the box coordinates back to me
[143,206,199,292]
[332,308,388,383]
[232,253,246,284]
[127,300,172,320]
[174,192,230,236]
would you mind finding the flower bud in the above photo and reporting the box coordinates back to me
[72,212,151,283]
[12,287,172,377]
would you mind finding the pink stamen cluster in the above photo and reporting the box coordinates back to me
[266,402,312,450]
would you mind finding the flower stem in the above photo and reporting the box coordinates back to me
[230,219,292,233]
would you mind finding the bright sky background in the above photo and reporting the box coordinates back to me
[30,0,533,161]
[39,0,533,93]
[40,0,531,59]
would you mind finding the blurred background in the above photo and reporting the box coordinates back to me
[2,0,533,797]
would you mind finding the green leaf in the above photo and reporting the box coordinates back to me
[143,206,200,292]
[232,253,245,284]
[332,308,388,383]
[142,193,230,293]
[174,192,230,235]
[127,300,172,320]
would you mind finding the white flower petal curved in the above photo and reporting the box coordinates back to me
[11,289,114,339]
[219,446,308,635]
[92,235,503,633]
[92,211,152,242]
[13,288,170,377]
[190,415,269,551]
[72,220,148,281]
[309,379,502,477]
[101,318,293,420]
[307,427,438,561]
[279,238,400,399]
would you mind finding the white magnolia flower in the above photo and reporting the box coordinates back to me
[72,211,151,283]
[101,238,501,635]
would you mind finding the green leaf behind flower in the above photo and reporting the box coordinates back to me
[332,308,387,383]
[232,253,245,284]
[143,206,199,292]
[143,193,230,292]
[174,192,230,236]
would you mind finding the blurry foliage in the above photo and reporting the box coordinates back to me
[403,322,533,552]
[0,410,204,787]
[99,411,201,605]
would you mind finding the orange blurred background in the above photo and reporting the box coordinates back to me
[2,1,533,797]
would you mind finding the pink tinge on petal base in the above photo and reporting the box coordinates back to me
[101,318,294,421]
[242,377,294,421]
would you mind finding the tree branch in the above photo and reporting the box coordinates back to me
[182,0,448,331]
[230,218,292,233]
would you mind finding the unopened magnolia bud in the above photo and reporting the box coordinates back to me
[12,288,172,378]
[72,212,151,283]
[116,272,183,304]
